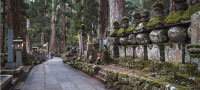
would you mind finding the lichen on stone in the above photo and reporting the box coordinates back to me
[182,3,200,20]
[164,10,184,24]
[127,24,137,33]
[147,16,165,27]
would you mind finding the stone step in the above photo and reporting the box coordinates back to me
[98,70,106,78]
[95,75,107,84]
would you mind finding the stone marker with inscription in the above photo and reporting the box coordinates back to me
[5,29,15,69]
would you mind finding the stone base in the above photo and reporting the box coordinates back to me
[190,57,200,64]
[164,43,186,63]
[0,75,13,90]
[1,66,24,78]
[126,45,136,58]
[147,44,164,61]
[5,62,16,69]
[110,45,119,58]
[135,45,147,60]
[119,46,126,58]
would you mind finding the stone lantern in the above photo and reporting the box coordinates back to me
[13,37,23,67]
[32,47,39,61]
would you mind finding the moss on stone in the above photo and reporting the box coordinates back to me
[147,16,165,27]
[176,72,200,83]
[133,12,141,19]
[127,24,137,33]
[152,1,164,9]
[187,44,200,49]
[121,16,129,22]
[190,54,200,58]
[109,29,118,37]
[182,3,200,20]
[164,10,184,24]
[117,28,126,36]
[120,72,131,76]
[113,21,119,26]
[80,24,86,30]
[141,10,150,16]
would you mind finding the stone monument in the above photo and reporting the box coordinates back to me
[188,11,200,64]
[13,37,23,67]
[5,29,15,69]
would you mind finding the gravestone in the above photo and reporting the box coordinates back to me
[191,11,200,44]
[5,29,15,69]
[188,11,200,65]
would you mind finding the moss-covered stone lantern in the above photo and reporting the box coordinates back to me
[120,16,129,28]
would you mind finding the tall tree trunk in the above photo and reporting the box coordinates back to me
[99,0,108,51]
[41,32,44,45]
[7,0,21,38]
[109,0,124,30]
[26,19,31,54]
[49,0,56,53]
[0,0,2,54]
[170,0,173,12]
[61,3,66,53]
[41,0,48,46]
[1,0,6,53]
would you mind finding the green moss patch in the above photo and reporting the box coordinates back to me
[147,16,165,27]
[187,44,200,49]
[69,61,101,76]
[80,24,86,30]
[127,24,137,33]
[182,3,200,20]
[106,69,189,90]
[113,21,119,26]
[164,10,184,24]
[190,54,200,58]
[117,28,126,36]
[109,29,118,37]
[121,16,129,22]
[176,72,200,83]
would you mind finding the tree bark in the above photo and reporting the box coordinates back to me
[49,0,56,53]
[0,0,2,54]
[1,0,6,53]
[41,32,44,45]
[7,0,21,38]
[41,0,48,46]
[61,3,66,53]
[99,0,108,51]
[170,0,173,12]
[26,19,31,54]
[109,0,124,30]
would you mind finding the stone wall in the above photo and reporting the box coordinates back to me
[108,1,200,65]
